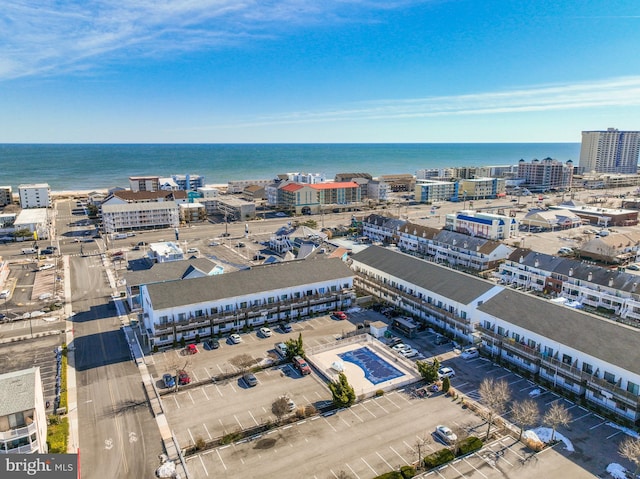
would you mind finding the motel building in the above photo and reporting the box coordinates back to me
[139,258,355,347]
[351,245,640,424]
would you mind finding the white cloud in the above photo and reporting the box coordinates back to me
[209,76,640,128]
[0,0,420,80]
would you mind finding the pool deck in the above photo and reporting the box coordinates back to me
[307,334,422,398]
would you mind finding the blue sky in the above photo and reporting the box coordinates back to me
[1,0,639,143]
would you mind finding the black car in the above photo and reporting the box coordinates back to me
[434,334,451,345]
[204,339,220,350]
[42,248,55,255]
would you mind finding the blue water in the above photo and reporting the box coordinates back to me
[0,143,580,191]
[338,346,404,385]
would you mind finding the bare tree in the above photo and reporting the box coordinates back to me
[229,354,257,373]
[334,471,353,479]
[271,397,290,424]
[543,402,572,442]
[413,433,433,470]
[165,355,192,391]
[619,436,640,476]
[510,399,540,440]
[478,377,511,441]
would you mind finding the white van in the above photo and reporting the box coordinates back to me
[21,247,37,254]
[597,229,610,237]
[113,233,128,240]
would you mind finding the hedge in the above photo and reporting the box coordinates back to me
[458,436,483,456]
[423,448,455,469]
[373,472,402,479]
[400,465,416,478]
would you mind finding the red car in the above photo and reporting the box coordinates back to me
[178,370,191,385]
[333,311,347,320]
[186,344,198,355]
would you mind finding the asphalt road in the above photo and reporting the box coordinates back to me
[70,253,162,478]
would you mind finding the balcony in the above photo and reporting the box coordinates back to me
[540,355,585,382]
[0,422,37,442]
[586,375,640,408]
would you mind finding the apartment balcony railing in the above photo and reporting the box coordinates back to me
[476,325,541,362]
[585,375,640,408]
[0,422,37,441]
[1,442,39,454]
[540,355,585,382]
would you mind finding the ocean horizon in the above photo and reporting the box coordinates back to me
[0,143,581,191]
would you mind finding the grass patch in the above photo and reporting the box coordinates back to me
[60,346,68,411]
[47,416,68,453]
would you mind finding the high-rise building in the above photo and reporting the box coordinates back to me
[579,128,640,174]
[517,158,573,192]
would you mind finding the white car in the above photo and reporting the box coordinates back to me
[229,334,242,344]
[186,247,199,254]
[438,367,456,379]
[259,327,272,338]
[460,347,479,360]
[435,425,457,445]
[392,343,411,352]
[38,264,55,271]
[399,348,419,359]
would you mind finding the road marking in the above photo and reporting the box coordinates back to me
[361,457,377,476]
[234,415,244,429]
[371,398,389,414]
[383,394,402,409]
[188,392,195,405]
[508,378,524,385]
[323,417,337,432]
[464,456,488,478]
[496,373,511,379]
[350,408,364,423]
[187,428,195,445]
[104,438,113,450]
[202,387,210,401]
[202,423,212,440]
[339,416,351,428]
[229,383,237,393]
[198,454,209,476]
[376,451,394,470]
[358,402,377,418]
[346,463,361,479]
[172,395,180,409]
[403,440,416,454]
[389,446,409,465]
[248,410,259,426]
[214,384,223,397]
[192,371,199,382]
[607,431,622,439]
[216,449,227,470]
[128,432,137,443]
[330,469,339,478]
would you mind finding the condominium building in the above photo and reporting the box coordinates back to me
[445,210,519,240]
[517,158,574,192]
[0,186,12,207]
[129,176,160,192]
[18,184,51,209]
[0,367,47,453]
[579,128,640,174]
[101,202,180,233]
[455,177,507,200]
[351,245,640,422]
[414,180,457,203]
[139,258,355,347]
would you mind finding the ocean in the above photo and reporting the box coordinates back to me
[0,143,580,191]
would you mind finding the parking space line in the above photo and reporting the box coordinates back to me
[187,428,195,445]
[448,462,469,478]
[571,412,592,423]
[403,440,416,454]
[389,446,410,465]
[203,423,212,440]
[607,431,623,440]
[330,469,339,478]
[455,381,470,389]
[350,408,364,423]
[383,394,402,409]
[216,449,227,470]
[323,417,337,432]
[214,384,223,397]
[192,371,200,382]
[339,416,351,428]
[519,384,537,392]
[358,402,377,418]
[361,457,377,476]
[198,454,209,476]
[545,397,559,406]
[346,463,361,479]
[229,383,237,393]
[464,456,488,478]
[376,451,394,470]
[202,388,210,401]
[188,391,195,405]
[248,410,259,426]
[371,398,389,414]
[508,378,524,385]
[496,373,511,379]
[172,395,180,409]
[234,415,244,429]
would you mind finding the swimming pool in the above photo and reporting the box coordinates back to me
[338,346,404,385]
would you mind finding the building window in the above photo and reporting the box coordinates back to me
[195,309,203,317]
[562,354,572,365]
[178,313,186,321]
[582,362,593,375]
[604,371,616,384]
[268,297,274,304]
[627,382,639,395]
[159,315,168,324]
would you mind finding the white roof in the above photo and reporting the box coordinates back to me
[15,208,48,225]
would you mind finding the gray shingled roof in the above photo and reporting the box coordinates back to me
[477,290,640,375]
[145,258,353,310]
[0,367,38,416]
[351,246,495,305]
[124,258,221,288]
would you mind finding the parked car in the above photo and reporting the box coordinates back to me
[38,264,55,271]
[281,323,292,333]
[292,355,311,375]
[283,396,296,411]
[333,311,348,320]
[275,342,288,357]
[42,248,55,255]
[627,264,640,271]
[204,339,220,350]
[185,344,198,355]
[438,367,456,379]
[229,334,242,344]
[392,343,411,353]
[399,348,419,359]
[208,241,220,247]
[460,347,479,360]
[177,370,190,385]
[259,327,272,338]
[387,337,404,347]
[558,247,573,255]
[186,247,199,254]
[434,334,450,345]
[162,373,175,388]
[243,373,258,387]
[435,425,457,445]
[0,289,10,299]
